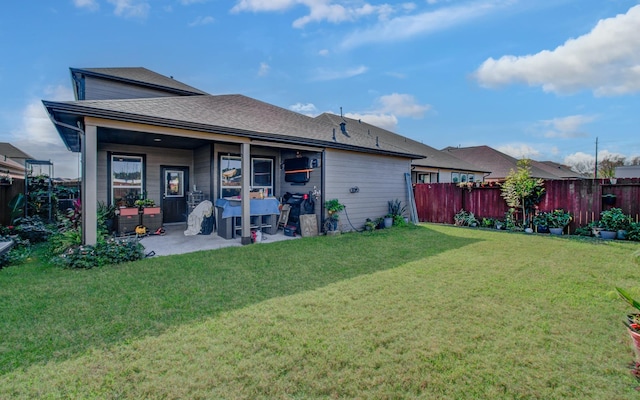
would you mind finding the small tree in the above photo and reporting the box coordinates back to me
[500,159,545,228]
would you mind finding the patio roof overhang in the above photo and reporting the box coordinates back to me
[42,100,425,159]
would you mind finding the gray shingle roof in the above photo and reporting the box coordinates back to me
[443,145,561,180]
[315,113,488,172]
[43,95,423,157]
[532,160,586,179]
[71,67,209,96]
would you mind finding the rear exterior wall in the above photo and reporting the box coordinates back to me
[323,149,411,231]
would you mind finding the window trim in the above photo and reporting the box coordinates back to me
[108,152,146,206]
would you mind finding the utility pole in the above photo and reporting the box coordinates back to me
[594,137,598,179]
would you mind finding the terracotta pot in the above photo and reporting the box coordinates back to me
[628,328,640,360]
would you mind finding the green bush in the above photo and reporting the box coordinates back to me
[14,216,53,243]
[52,238,145,269]
[627,222,640,242]
[0,235,32,270]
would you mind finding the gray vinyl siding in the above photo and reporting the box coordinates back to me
[193,144,212,201]
[323,149,411,231]
[97,143,193,205]
[84,77,182,100]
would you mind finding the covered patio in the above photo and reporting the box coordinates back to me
[139,223,299,257]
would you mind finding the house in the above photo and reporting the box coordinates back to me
[43,67,424,245]
[314,114,489,183]
[615,165,640,178]
[530,160,585,179]
[442,145,567,182]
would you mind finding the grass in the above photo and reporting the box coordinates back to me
[1,224,639,398]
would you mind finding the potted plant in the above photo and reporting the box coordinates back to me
[453,209,478,227]
[387,199,407,227]
[616,287,640,360]
[600,208,631,240]
[533,211,550,233]
[97,201,117,234]
[546,209,571,235]
[0,171,12,186]
[324,199,344,232]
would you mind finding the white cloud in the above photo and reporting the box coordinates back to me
[496,143,541,159]
[188,15,215,27]
[341,1,505,48]
[107,0,150,18]
[386,71,406,79]
[539,114,596,139]
[318,49,330,56]
[564,151,595,175]
[73,0,99,10]
[475,5,640,96]
[289,103,318,116]
[11,85,80,178]
[311,65,368,81]
[376,93,430,118]
[344,112,398,131]
[339,92,429,131]
[258,62,270,77]
[231,0,414,28]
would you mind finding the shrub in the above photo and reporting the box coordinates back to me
[52,238,145,269]
[13,216,53,243]
[627,222,640,242]
[0,235,32,270]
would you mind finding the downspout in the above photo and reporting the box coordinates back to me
[46,112,85,144]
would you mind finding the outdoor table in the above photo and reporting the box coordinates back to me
[215,197,280,239]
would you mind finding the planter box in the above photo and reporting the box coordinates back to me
[549,227,564,235]
[142,211,163,233]
[118,207,140,217]
[143,207,161,215]
[117,214,140,235]
[600,230,617,240]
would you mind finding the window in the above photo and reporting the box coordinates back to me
[219,155,275,198]
[451,172,460,183]
[111,155,143,206]
[221,155,242,198]
[252,158,273,195]
[165,170,184,197]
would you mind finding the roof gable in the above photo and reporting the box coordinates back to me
[71,67,208,100]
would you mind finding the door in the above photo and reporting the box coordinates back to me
[161,166,189,223]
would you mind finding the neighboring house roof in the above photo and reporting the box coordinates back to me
[532,160,586,179]
[442,145,561,180]
[0,142,33,164]
[70,67,209,98]
[43,95,424,159]
[616,165,640,178]
[314,113,489,173]
[0,152,27,180]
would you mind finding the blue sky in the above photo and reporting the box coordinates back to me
[1,0,639,178]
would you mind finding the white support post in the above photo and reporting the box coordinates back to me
[240,143,252,244]
[82,124,98,245]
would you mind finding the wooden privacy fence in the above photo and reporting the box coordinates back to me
[414,178,640,232]
[0,179,25,226]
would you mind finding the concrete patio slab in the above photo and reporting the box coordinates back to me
[138,223,299,257]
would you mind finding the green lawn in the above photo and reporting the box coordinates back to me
[1,224,639,398]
